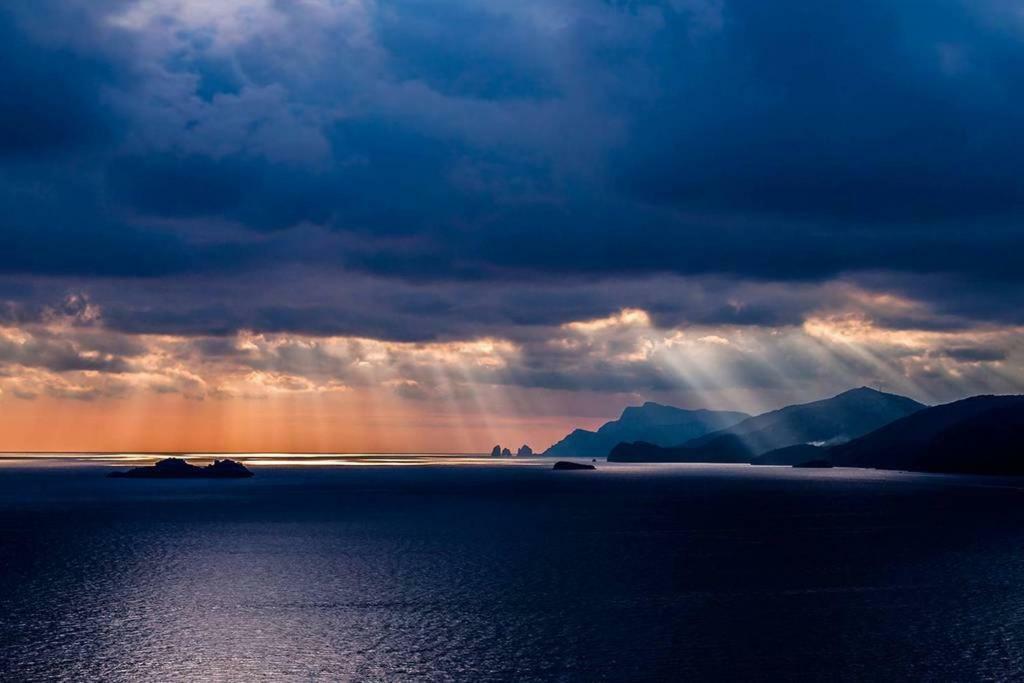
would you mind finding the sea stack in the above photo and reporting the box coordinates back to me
[491,445,502,457]
[517,445,534,457]
[501,447,512,457]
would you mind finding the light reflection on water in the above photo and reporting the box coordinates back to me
[5,464,1024,680]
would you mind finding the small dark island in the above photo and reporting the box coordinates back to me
[109,457,253,479]
[553,461,596,471]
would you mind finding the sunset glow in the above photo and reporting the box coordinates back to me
[0,292,1021,452]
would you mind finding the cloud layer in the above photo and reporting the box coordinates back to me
[0,0,1022,449]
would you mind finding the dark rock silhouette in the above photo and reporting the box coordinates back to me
[491,445,502,457]
[793,459,834,468]
[553,461,596,470]
[544,402,749,457]
[830,394,1024,475]
[517,445,534,457]
[610,388,924,463]
[751,444,826,466]
[109,457,253,479]
[501,447,512,457]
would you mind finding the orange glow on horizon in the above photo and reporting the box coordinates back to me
[0,391,588,454]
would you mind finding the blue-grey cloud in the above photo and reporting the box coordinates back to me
[0,8,116,157]
[0,0,1022,350]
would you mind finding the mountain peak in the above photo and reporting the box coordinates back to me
[544,402,750,456]
[611,387,926,462]
[836,386,890,398]
[829,386,927,407]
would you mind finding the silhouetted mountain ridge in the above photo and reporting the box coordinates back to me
[830,395,1024,474]
[544,402,749,457]
[610,388,926,462]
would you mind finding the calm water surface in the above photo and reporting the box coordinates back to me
[3,460,1024,681]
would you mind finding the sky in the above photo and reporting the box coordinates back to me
[0,0,1023,453]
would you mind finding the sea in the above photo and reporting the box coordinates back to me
[3,455,1024,681]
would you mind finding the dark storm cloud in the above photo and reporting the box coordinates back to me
[107,155,254,219]
[0,0,1022,343]
[616,1,1024,219]
[0,177,257,278]
[0,8,115,157]
[71,272,839,343]
[374,1,559,100]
